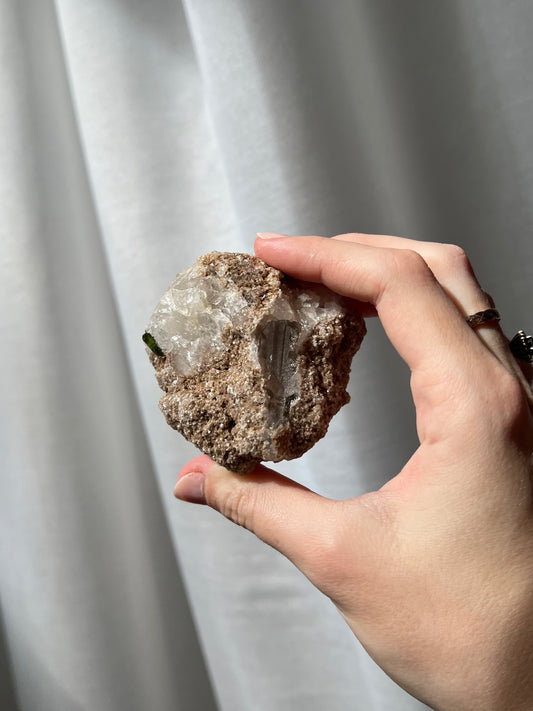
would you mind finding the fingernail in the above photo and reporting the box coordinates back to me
[256,232,288,240]
[174,471,206,504]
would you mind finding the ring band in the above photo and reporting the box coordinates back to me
[466,308,501,328]
[466,308,532,364]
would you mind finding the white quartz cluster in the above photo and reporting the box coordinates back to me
[146,264,249,376]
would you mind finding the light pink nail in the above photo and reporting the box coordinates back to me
[174,471,206,504]
[256,232,288,240]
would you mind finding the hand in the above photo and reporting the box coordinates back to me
[174,233,533,711]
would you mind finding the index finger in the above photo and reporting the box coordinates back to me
[254,234,498,384]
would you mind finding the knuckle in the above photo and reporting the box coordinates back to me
[309,527,351,591]
[307,501,373,587]
[438,243,472,277]
[492,367,528,427]
[215,485,255,529]
[393,248,432,279]
[315,525,347,564]
[426,243,480,292]
[308,497,395,608]
[441,242,469,264]
[465,362,530,441]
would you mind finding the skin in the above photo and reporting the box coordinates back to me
[174,233,533,711]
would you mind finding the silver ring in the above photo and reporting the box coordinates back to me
[466,308,501,328]
[509,331,533,363]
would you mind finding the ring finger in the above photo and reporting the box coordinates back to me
[333,233,531,392]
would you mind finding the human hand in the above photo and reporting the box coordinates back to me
[174,233,533,711]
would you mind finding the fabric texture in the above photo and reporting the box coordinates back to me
[1,1,532,709]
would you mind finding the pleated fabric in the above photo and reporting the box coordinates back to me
[1,1,532,710]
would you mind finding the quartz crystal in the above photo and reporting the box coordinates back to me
[144,252,366,473]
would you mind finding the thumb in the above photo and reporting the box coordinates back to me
[174,454,381,598]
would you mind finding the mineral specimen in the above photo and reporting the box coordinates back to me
[144,252,366,473]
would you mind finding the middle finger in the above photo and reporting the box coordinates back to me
[332,233,526,384]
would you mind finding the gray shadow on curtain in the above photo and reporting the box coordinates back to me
[0,603,19,711]
[262,0,514,244]
[12,1,219,709]
[361,1,513,251]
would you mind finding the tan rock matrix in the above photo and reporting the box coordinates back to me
[143,252,366,473]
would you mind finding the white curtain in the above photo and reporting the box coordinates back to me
[2,1,532,709]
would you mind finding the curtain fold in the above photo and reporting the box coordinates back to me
[1,1,216,710]
[2,1,532,710]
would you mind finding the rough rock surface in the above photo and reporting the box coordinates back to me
[144,252,366,473]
